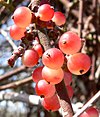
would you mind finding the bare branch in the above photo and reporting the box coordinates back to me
[0,29,17,50]
[0,65,26,81]
[0,77,32,91]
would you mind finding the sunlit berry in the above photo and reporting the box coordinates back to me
[42,66,64,84]
[67,53,91,75]
[37,4,54,21]
[59,31,81,54]
[42,48,64,69]
[52,11,66,26]
[13,7,32,28]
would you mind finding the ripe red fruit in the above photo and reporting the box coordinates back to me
[35,80,56,98]
[52,11,66,26]
[33,44,43,57]
[66,85,74,99]
[13,7,32,28]
[42,66,64,84]
[42,48,64,69]
[80,107,99,117]
[10,24,26,40]
[67,53,91,75]
[37,4,54,21]
[32,66,43,83]
[42,94,60,111]
[63,71,72,86]
[59,31,81,54]
[22,49,39,67]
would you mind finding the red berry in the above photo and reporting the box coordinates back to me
[59,31,81,54]
[32,66,43,83]
[37,4,54,21]
[13,7,32,28]
[67,53,91,75]
[33,44,43,57]
[52,11,66,26]
[80,107,99,117]
[22,49,39,67]
[42,94,60,111]
[42,48,64,69]
[35,80,56,98]
[42,66,64,84]
[10,24,26,40]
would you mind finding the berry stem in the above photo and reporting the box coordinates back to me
[38,30,51,51]
[55,80,74,116]
[8,46,25,67]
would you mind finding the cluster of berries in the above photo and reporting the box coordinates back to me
[9,4,97,114]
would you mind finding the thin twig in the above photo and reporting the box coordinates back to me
[0,77,32,90]
[78,0,84,38]
[73,90,100,117]
[0,65,26,81]
[0,29,17,50]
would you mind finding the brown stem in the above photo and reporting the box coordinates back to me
[38,30,51,51]
[89,54,96,80]
[55,80,73,117]
[29,0,40,11]
[78,0,84,38]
